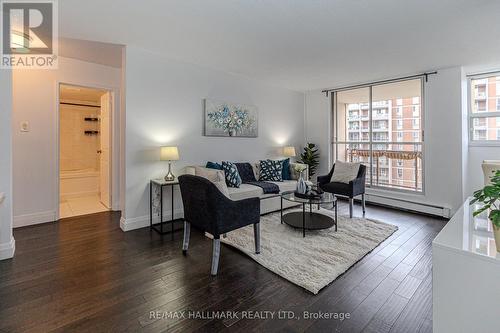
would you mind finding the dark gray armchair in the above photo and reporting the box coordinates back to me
[178,175,261,275]
[317,164,367,218]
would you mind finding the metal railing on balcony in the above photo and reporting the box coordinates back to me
[345,146,422,191]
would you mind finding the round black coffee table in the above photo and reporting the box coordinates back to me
[280,191,337,237]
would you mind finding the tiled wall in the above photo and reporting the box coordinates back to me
[60,104,101,171]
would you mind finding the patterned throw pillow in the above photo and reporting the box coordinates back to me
[222,161,242,188]
[259,159,283,181]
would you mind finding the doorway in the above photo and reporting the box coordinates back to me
[58,84,112,218]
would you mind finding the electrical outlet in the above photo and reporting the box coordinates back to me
[20,121,29,132]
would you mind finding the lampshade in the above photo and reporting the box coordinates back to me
[160,146,179,161]
[283,146,296,157]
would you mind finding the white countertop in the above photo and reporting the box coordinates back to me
[433,197,500,264]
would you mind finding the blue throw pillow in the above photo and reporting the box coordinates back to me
[206,161,223,170]
[281,158,291,180]
[222,161,242,188]
[259,160,283,182]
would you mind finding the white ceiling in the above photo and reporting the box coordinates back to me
[59,0,500,91]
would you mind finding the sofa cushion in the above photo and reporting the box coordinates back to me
[259,159,283,181]
[235,163,257,182]
[227,180,297,201]
[228,183,264,201]
[330,160,360,184]
[222,161,242,188]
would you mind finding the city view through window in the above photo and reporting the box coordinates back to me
[469,74,500,141]
[333,79,423,192]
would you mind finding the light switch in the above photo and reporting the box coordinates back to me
[20,121,29,132]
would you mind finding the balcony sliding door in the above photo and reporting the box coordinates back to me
[332,78,423,192]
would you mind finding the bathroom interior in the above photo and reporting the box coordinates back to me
[59,84,111,218]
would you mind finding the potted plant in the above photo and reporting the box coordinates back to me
[300,143,319,179]
[470,170,500,252]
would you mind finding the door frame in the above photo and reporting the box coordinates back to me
[55,81,121,220]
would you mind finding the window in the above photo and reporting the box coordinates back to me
[412,105,420,117]
[333,77,423,192]
[412,118,420,129]
[395,106,402,116]
[397,119,403,129]
[469,73,500,143]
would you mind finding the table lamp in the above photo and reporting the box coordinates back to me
[160,146,179,181]
[283,146,296,158]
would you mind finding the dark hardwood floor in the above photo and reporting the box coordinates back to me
[0,202,446,333]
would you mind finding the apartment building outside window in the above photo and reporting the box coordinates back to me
[469,72,500,143]
[332,78,423,192]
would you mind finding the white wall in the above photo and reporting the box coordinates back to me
[122,46,305,230]
[0,69,14,260]
[304,90,330,179]
[12,57,122,227]
[305,67,466,216]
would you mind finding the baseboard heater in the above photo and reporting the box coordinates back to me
[362,193,451,219]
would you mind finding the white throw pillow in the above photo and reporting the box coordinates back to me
[330,160,360,184]
[194,166,222,182]
[194,166,230,197]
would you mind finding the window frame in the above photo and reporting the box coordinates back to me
[468,71,500,146]
[331,77,425,194]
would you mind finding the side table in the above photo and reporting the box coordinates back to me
[149,179,184,238]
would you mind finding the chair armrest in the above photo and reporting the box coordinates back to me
[349,176,366,196]
[214,196,261,235]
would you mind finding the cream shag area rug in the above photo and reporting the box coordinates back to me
[220,208,398,294]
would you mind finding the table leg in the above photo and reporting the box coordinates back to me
[171,185,174,240]
[335,200,338,232]
[149,181,152,230]
[160,185,163,234]
[280,196,283,224]
[302,203,305,238]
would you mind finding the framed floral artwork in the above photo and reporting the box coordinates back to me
[204,98,258,137]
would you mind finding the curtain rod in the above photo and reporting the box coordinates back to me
[466,70,500,78]
[321,71,438,96]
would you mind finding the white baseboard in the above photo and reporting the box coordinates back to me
[120,208,184,232]
[13,210,57,228]
[0,237,15,260]
[364,194,451,218]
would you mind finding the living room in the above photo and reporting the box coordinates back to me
[1,1,500,332]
